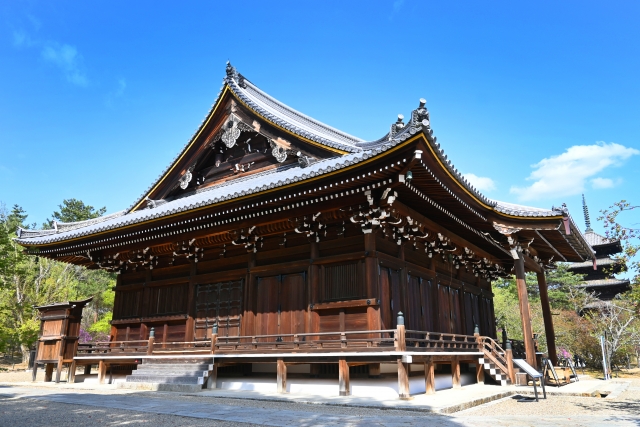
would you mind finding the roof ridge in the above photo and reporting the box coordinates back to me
[241,78,364,145]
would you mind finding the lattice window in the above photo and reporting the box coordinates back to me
[195,280,243,339]
[321,262,366,302]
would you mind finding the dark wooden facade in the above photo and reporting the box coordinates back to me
[109,232,497,346]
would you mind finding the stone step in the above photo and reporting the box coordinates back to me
[142,358,213,365]
[136,363,213,371]
[125,374,205,385]
[130,369,210,377]
[117,382,204,393]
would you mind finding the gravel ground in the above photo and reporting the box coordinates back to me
[0,397,262,427]
[137,392,450,418]
[2,370,640,426]
[0,371,45,382]
[457,378,640,417]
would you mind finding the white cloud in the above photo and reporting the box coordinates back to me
[41,42,88,86]
[463,173,496,192]
[510,142,638,201]
[591,177,620,189]
[13,30,35,48]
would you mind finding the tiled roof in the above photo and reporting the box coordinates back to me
[227,73,363,152]
[14,63,595,255]
[580,278,631,288]
[492,201,561,218]
[14,147,394,245]
[583,231,613,247]
[569,257,618,269]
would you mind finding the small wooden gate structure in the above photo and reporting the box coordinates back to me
[32,297,92,383]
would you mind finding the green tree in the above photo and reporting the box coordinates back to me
[44,198,106,228]
[0,200,116,363]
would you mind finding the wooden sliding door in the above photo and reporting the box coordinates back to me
[255,272,306,341]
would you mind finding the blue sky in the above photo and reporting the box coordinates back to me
[1,1,639,237]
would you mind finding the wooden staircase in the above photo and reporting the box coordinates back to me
[478,337,516,386]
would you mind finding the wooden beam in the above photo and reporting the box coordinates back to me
[515,255,537,368]
[339,359,350,396]
[522,252,542,274]
[537,270,558,365]
[277,359,287,393]
[424,358,435,395]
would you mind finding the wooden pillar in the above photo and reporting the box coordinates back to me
[83,364,92,375]
[514,254,537,368]
[206,362,217,389]
[476,361,485,384]
[451,357,461,389]
[55,358,63,383]
[31,362,38,382]
[277,359,287,393]
[98,360,107,384]
[44,363,54,382]
[424,358,435,395]
[69,360,77,383]
[397,358,410,399]
[310,364,320,378]
[537,270,558,365]
[147,328,155,355]
[368,363,381,378]
[339,359,350,396]
[505,344,516,384]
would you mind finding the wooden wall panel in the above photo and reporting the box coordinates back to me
[318,309,340,333]
[255,275,279,340]
[280,272,306,339]
[344,308,368,331]
[450,288,463,334]
[145,283,189,317]
[113,288,143,320]
[437,284,451,334]
[379,266,401,329]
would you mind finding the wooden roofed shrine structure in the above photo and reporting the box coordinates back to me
[16,63,595,396]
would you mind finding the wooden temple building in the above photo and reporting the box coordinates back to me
[17,63,595,396]
[567,195,630,301]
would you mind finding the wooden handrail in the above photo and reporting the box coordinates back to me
[479,336,510,378]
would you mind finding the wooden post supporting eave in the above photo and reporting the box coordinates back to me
[514,254,537,368]
[277,359,287,393]
[537,270,558,365]
[339,359,350,396]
